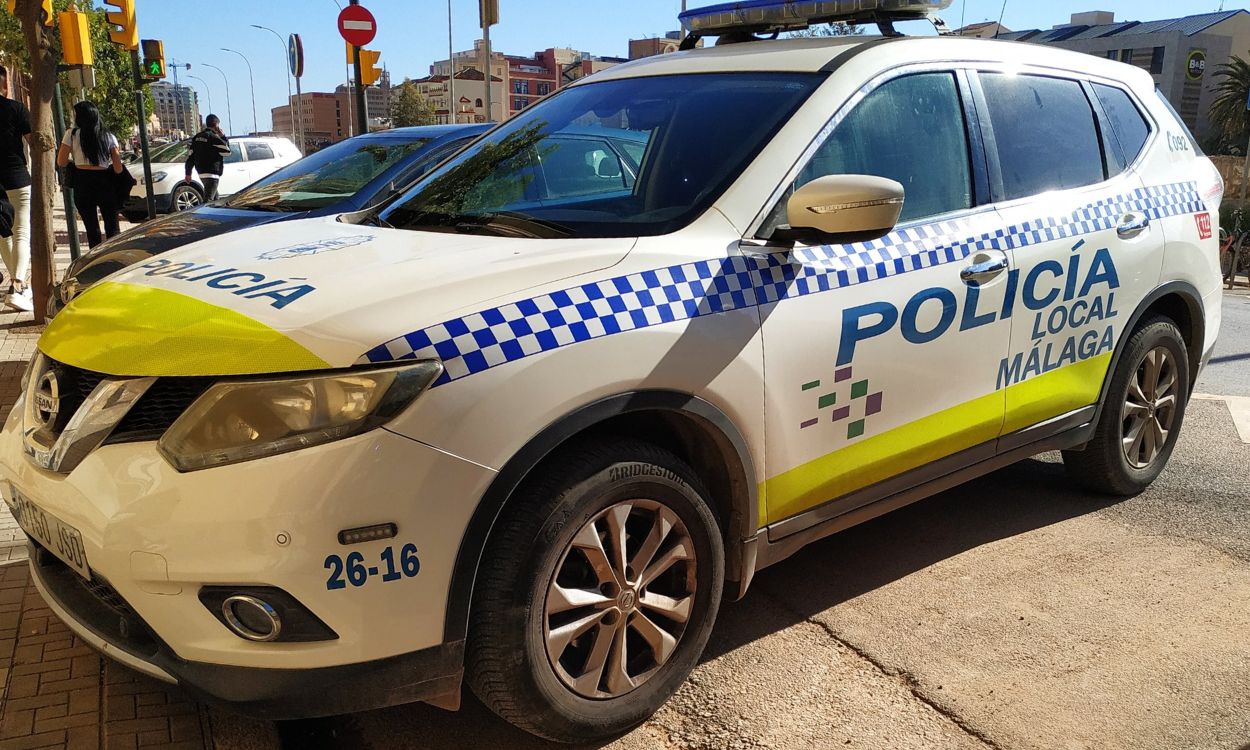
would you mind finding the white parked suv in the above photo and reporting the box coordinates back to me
[0,0,1223,743]
[123,135,301,221]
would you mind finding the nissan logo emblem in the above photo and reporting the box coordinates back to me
[33,370,60,431]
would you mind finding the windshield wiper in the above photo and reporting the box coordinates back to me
[454,222,540,239]
[452,212,571,240]
[231,203,298,213]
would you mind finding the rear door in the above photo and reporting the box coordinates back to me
[217,141,247,195]
[973,70,1167,440]
[242,141,281,185]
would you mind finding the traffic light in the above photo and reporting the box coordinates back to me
[141,39,165,80]
[5,0,54,26]
[103,0,138,50]
[58,9,92,66]
[360,48,382,86]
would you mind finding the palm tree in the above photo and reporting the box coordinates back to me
[1209,55,1250,155]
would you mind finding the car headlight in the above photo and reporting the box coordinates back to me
[151,171,167,183]
[158,362,442,471]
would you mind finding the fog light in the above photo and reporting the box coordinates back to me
[222,595,282,642]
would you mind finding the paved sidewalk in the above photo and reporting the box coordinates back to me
[0,213,281,749]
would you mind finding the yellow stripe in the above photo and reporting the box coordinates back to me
[761,353,1112,526]
[39,282,330,376]
[1002,353,1111,434]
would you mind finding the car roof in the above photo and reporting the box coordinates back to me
[582,35,1155,91]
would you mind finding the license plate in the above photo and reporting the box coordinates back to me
[8,487,91,580]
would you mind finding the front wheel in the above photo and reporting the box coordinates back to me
[1062,316,1189,495]
[170,184,203,213]
[466,439,724,743]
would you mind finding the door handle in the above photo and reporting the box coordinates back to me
[1117,212,1150,240]
[960,252,1009,285]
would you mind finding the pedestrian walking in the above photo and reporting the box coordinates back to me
[0,64,33,312]
[185,115,229,201]
[56,101,124,249]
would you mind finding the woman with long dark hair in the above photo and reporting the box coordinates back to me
[55,101,124,247]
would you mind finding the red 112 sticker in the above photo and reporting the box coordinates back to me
[1195,212,1212,240]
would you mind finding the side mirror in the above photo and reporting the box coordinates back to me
[779,174,905,245]
[596,158,622,179]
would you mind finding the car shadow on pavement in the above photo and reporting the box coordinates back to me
[278,456,1125,749]
[705,455,1123,662]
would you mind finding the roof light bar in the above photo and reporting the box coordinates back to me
[679,0,953,36]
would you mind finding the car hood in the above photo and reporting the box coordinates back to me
[40,216,637,377]
[64,208,296,289]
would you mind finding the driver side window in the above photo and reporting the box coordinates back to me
[224,143,243,164]
[765,71,973,235]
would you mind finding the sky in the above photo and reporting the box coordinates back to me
[129,0,1250,135]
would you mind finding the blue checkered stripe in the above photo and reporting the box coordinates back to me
[361,182,1203,386]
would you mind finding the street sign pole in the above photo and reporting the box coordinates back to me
[130,49,156,219]
[340,1,374,136]
[289,33,305,153]
[295,74,304,150]
[352,42,367,134]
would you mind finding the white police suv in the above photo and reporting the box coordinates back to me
[0,0,1223,742]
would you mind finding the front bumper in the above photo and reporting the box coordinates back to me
[123,191,173,216]
[30,542,462,718]
[0,402,497,716]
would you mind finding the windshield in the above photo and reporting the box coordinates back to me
[149,140,190,164]
[380,72,823,239]
[226,137,433,211]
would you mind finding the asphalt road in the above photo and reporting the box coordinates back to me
[1196,288,1250,397]
[280,307,1250,750]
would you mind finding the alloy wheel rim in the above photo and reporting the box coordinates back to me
[175,191,201,211]
[543,499,696,700]
[1120,346,1178,469]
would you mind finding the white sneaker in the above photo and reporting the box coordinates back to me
[6,289,32,312]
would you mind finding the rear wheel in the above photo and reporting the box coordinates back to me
[1062,316,1189,495]
[466,439,724,743]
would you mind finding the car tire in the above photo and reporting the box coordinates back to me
[170,184,202,213]
[466,438,724,743]
[1062,316,1190,496]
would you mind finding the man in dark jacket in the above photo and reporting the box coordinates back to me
[184,114,230,201]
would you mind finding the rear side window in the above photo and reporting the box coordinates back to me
[1093,84,1151,173]
[980,73,1105,201]
[246,142,276,161]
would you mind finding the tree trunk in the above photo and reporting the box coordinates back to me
[17,0,57,324]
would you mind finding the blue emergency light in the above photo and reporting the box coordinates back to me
[679,0,953,37]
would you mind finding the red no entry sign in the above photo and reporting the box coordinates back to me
[338,5,377,47]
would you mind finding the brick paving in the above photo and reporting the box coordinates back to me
[0,209,281,749]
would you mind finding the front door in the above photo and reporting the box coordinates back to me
[758,70,1013,528]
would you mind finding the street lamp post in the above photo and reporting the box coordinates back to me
[251,24,295,142]
[188,74,212,116]
[200,62,233,135]
[221,48,258,136]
